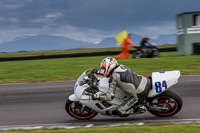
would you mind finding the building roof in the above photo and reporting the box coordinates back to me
[177,11,200,16]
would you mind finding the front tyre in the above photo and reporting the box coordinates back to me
[65,99,98,120]
[133,51,143,58]
[147,90,183,117]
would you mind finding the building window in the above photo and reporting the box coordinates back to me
[193,14,200,26]
[177,16,182,29]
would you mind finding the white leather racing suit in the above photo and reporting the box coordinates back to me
[99,65,151,115]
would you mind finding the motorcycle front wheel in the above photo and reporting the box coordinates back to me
[65,99,98,120]
[147,90,183,117]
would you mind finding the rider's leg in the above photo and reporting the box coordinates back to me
[116,48,126,59]
[124,48,130,60]
[116,77,151,115]
[137,79,151,104]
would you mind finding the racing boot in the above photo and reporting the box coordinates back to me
[139,105,147,112]
[134,105,147,114]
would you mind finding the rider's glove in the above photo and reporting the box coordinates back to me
[92,93,101,101]
[91,68,100,75]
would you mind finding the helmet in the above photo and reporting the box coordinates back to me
[145,36,150,40]
[100,57,118,77]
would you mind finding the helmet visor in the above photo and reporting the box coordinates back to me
[100,68,105,75]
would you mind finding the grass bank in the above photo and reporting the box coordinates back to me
[0,52,199,84]
[0,123,199,133]
[0,44,176,58]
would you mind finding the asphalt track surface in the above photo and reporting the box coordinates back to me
[0,75,200,126]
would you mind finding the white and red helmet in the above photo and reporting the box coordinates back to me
[100,57,118,77]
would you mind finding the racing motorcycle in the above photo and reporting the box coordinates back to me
[65,69,182,120]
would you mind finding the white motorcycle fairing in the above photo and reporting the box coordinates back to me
[74,79,128,114]
[148,70,180,97]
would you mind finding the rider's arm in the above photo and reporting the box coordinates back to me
[126,38,135,46]
[99,73,117,101]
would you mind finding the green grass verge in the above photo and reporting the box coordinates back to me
[0,52,199,84]
[0,44,176,58]
[0,123,199,133]
[0,48,120,58]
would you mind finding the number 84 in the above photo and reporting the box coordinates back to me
[155,80,167,93]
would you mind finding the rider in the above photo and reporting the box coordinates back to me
[139,36,154,57]
[92,57,151,116]
[140,36,150,47]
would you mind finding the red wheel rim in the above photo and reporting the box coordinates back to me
[69,101,96,119]
[150,96,178,116]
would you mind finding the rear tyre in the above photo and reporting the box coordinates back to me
[153,50,159,58]
[147,90,183,117]
[65,99,98,120]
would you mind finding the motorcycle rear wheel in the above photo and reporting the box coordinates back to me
[147,90,183,117]
[153,50,159,58]
[65,99,98,120]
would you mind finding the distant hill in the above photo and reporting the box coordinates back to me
[0,35,95,52]
[96,33,176,47]
[0,34,176,52]
[95,37,119,48]
[151,34,176,45]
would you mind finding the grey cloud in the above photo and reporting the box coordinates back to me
[32,12,63,23]
[1,0,200,43]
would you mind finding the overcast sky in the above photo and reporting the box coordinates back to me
[0,0,200,43]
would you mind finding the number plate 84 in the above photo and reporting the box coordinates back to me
[155,80,167,93]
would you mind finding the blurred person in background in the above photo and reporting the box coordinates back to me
[140,36,150,47]
[116,34,135,60]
